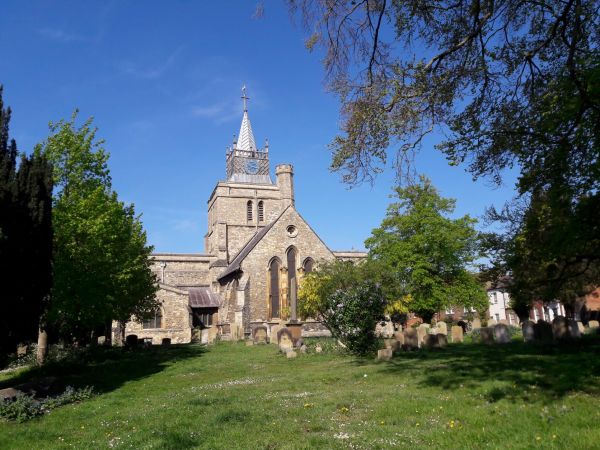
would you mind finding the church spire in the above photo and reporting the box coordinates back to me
[236,85,257,152]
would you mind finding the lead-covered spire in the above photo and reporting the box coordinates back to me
[236,85,257,151]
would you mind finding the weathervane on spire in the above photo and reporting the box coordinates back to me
[241,85,249,112]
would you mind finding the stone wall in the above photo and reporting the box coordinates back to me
[150,254,214,288]
[123,284,192,344]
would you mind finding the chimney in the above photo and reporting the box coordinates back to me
[275,164,294,208]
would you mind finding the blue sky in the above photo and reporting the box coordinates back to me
[1,1,517,253]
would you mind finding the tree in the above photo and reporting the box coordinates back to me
[36,112,158,345]
[0,86,53,366]
[289,0,599,189]
[365,177,487,322]
[298,260,386,355]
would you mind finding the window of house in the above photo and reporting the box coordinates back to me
[258,201,264,222]
[247,200,253,222]
[269,258,280,318]
[143,310,162,329]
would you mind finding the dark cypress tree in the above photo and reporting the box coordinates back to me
[0,86,53,365]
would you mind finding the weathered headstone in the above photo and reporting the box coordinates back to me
[315,344,323,353]
[97,336,106,345]
[377,348,393,361]
[436,333,448,348]
[286,350,297,359]
[451,326,463,343]
[245,340,254,346]
[299,344,307,354]
[376,321,395,338]
[479,327,494,344]
[384,338,399,351]
[522,320,535,343]
[417,324,430,348]
[16,344,28,357]
[577,321,585,334]
[394,330,405,346]
[552,316,569,341]
[471,318,482,329]
[403,329,418,351]
[253,326,268,344]
[424,334,438,349]
[588,320,600,329]
[534,320,553,343]
[436,321,448,336]
[568,320,582,339]
[488,319,497,327]
[200,328,209,344]
[161,338,171,346]
[278,328,294,352]
[494,323,511,344]
[270,324,282,344]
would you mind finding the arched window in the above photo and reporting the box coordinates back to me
[143,309,162,329]
[247,200,253,222]
[258,201,264,222]
[269,258,280,318]
[287,247,297,320]
[303,257,314,273]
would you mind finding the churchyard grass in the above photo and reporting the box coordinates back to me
[1,338,600,449]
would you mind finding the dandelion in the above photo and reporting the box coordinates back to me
[416,423,420,427]
[536,436,541,441]
[304,403,314,408]
[552,435,557,439]
[380,421,385,425]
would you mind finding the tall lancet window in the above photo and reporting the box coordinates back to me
[287,247,297,321]
[269,258,280,318]
[258,201,264,222]
[247,200,253,222]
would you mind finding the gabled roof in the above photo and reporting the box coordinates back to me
[217,206,290,281]
[188,287,222,308]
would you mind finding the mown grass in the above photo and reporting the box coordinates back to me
[1,337,600,449]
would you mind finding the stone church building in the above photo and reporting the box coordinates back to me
[118,91,366,344]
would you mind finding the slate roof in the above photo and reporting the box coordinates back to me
[188,287,223,308]
[217,206,290,281]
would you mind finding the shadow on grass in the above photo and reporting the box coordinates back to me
[0,344,206,396]
[381,336,600,403]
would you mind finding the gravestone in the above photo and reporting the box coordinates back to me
[522,320,535,343]
[270,324,282,345]
[588,320,600,329]
[471,318,482,329]
[534,320,553,343]
[253,326,268,344]
[417,324,430,348]
[494,323,511,344]
[403,329,419,351]
[277,328,294,352]
[436,322,448,336]
[245,340,254,346]
[97,336,106,345]
[286,350,297,359]
[488,319,497,327]
[377,348,393,361]
[552,316,569,341]
[577,321,585,334]
[125,334,138,347]
[315,344,323,353]
[300,344,307,354]
[201,329,209,344]
[424,334,438,349]
[568,320,582,339]
[384,338,399,352]
[394,330,405,346]
[436,333,448,348]
[479,327,494,344]
[161,338,171,346]
[457,320,468,333]
[451,326,463,343]
[0,387,23,401]
[376,321,395,338]
[16,345,28,357]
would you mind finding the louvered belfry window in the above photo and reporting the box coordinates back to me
[258,201,264,222]
[247,200,253,222]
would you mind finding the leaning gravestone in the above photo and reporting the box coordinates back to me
[588,320,600,329]
[479,327,494,344]
[451,325,463,343]
[377,348,393,361]
[253,326,268,344]
[494,323,511,344]
[394,330,405,346]
[471,318,482,329]
[277,328,294,352]
[568,320,582,339]
[436,321,448,336]
[522,320,535,342]
[552,316,569,341]
[534,320,553,343]
[417,324,430,348]
[403,329,419,351]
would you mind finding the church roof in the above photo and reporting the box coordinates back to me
[217,206,290,281]
[236,110,257,152]
[188,287,223,308]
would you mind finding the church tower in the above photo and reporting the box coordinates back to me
[205,86,294,264]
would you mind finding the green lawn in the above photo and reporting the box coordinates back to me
[1,338,600,449]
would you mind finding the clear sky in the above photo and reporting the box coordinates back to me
[1,1,517,253]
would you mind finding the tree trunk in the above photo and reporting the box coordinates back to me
[36,327,48,365]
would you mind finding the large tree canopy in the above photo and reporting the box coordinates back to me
[365,177,487,322]
[289,0,599,190]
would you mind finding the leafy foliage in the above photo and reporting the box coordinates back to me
[36,112,158,343]
[366,177,487,322]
